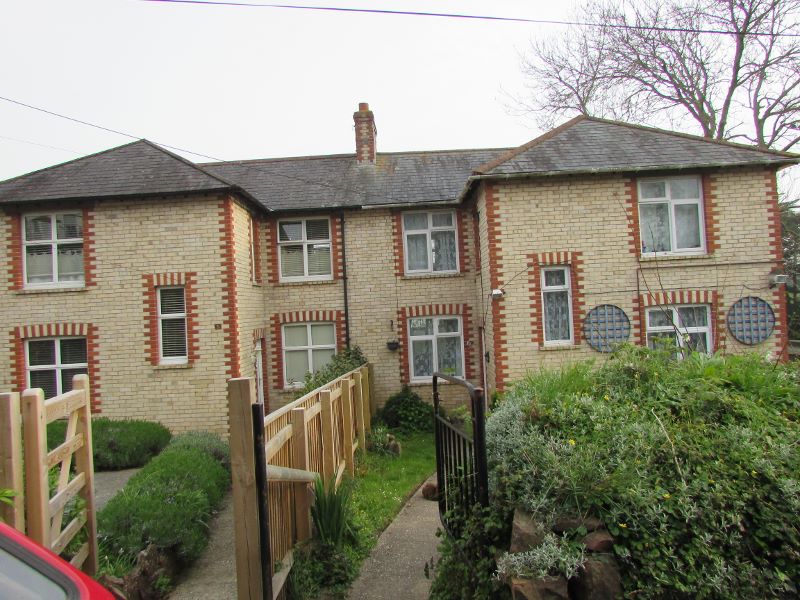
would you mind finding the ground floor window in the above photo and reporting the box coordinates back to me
[26,337,87,398]
[646,305,712,356]
[158,286,187,364]
[408,315,464,380]
[283,323,336,386]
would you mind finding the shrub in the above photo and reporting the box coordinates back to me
[98,433,230,565]
[378,386,433,433]
[484,349,800,598]
[365,424,394,455]
[297,346,367,396]
[48,417,171,470]
[310,477,357,548]
[168,431,231,472]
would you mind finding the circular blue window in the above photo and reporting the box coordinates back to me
[583,305,631,352]
[727,297,775,345]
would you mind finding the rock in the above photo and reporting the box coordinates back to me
[421,481,438,501]
[582,530,614,553]
[569,558,623,600]
[510,510,546,553]
[512,576,569,600]
[552,516,604,534]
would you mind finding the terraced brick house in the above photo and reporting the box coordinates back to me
[0,104,795,433]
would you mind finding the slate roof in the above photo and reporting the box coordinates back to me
[476,116,798,177]
[200,149,506,211]
[0,140,240,205]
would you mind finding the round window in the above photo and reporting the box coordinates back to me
[727,297,775,345]
[583,305,631,352]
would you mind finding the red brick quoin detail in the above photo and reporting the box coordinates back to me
[484,183,508,390]
[638,290,722,352]
[527,251,586,347]
[397,304,476,385]
[391,212,405,277]
[456,209,468,273]
[265,215,343,283]
[250,216,263,284]
[270,310,346,390]
[5,206,97,290]
[624,180,642,258]
[10,323,102,413]
[142,272,200,366]
[701,174,720,255]
[220,197,241,378]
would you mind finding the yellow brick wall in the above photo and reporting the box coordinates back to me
[0,195,231,433]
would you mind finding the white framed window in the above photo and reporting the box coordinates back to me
[646,305,712,356]
[403,210,458,275]
[26,337,87,399]
[23,212,84,287]
[278,218,332,281]
[408,315,464,381]
[282,323,336,387]
[542,266,573,345]
[638,177,705,256]
[158,287,188,364]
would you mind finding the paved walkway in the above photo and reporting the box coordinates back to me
[93,468,138,510]
[348,475,440,600]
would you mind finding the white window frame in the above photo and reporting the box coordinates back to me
[157,286,188,365]
[645,304,713,357]
[22,212,85,289]
[408,315,465,382]
[25,336,88,398]
[282,322,337,388]
[402,210,459,275]
[541,266,574,346]
[638,176,706,257]
[277,217,333,282]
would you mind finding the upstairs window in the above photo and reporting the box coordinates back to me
[23,213,84,287]
[542,266,573,345]
[646,305,712,356]
[158,287,188,364]
[408,316,464,380]
[403,211,458,275]
[638,177,704,255]
[26,337,87,398]
[278,218,332,281]
[283,323,336,387]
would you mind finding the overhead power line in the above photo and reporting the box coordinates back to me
[139,0,800,38]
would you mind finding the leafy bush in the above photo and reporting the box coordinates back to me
[310,477,357,548]
[48,417,171,470]
[365,424,394,455]
[378,386,433,433]
[168,431,231,472]
[485,348,800,598]
[98,433,230,565]
[297,346,367,396]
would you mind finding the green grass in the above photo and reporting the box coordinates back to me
[351,431,436,546]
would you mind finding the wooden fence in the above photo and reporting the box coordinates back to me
[229,364,372,600]
[0,374,98,575]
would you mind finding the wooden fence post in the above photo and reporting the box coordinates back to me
[0,392,24,531]
[291,407,311,542]
[362,366,373,433]
[341,379,355,477]
[228,378,263,600]
[319,390,336,485]
[352,372,366,452]
[72,375,98,575]
[22,388,49,547]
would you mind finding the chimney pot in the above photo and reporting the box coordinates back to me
[353,102,377,164]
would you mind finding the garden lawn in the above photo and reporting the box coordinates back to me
[352,431,435,547]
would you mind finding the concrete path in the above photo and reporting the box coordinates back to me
[169,492,236,600]
[348,475,440,600]
[93,468,138,510]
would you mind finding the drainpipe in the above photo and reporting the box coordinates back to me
[340,211,351,348]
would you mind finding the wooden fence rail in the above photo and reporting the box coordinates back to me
[228,363,372,600]
[0,374,98,575]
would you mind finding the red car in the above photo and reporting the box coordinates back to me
[0,521,115,599]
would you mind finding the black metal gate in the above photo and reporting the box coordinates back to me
[433,373,489,537]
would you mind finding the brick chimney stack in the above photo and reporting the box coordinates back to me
[353,102,377,164]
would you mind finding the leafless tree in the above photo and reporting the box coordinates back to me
[520,0,800,151]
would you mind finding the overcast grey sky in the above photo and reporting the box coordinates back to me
[0,0,587,181]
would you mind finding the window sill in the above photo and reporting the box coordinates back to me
[639,253,710,266]
[276,279,337,286]
[407,378,461,386]
[538,344,581,352]
[401,272,464,281]
[154,362,192,370]
[18,285,87,295]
